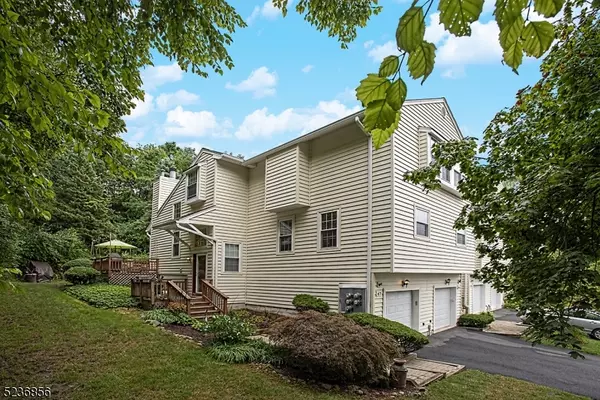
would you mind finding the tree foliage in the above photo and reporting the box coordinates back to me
[405,11,600,355]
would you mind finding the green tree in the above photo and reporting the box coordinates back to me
[405,11,600,355]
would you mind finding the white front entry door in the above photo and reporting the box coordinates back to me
[473,285,485,313]
[385,291,413,327]
[435,288,455,330]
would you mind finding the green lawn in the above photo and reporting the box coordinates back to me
[538,337,600,357]
[0,283,587,400]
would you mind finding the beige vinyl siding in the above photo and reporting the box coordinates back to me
[297,143,310,206]
[245,125,369,310]
[373,272,463,334]
[392,100,476,274]
[210,161,249,306]
[371,136,393,272]
[264,145,310,212]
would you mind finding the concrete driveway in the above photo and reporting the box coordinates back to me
[417,313,600,398]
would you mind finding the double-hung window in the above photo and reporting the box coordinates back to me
[173,202,182,219]
[414,208,430,238]
[172,231,180,257]
[319,211,339,249]
[456,229,466,245]
[441,166,451,182]
[186,170,198,200]
[278,219,293,253]
[224,243,240,272]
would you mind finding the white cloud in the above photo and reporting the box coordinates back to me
[367,40,399,63]
[225,66,278,98]
[126,130,145,147]
[364,40,374,49]
[335,87,358,104]
[247,6,261,24]
[141,63,183,90]
[247,0,284,24]
[301,64,314,73]
[235,100,360,140]
[155,90,200,111]
[179,142,205,153]
[164,106,232,137]
[124,93,154,120]
[441,67,466,79]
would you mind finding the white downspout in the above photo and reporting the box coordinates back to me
[355,116,373,314]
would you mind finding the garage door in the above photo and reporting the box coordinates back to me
[385,291,413,327]
[491,287,502,310]
[435,288,452,329]
[473,285,485,313]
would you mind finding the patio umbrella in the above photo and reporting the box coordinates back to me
[94,239,137,250]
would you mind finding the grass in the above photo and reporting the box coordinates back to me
[0,283,587,400]
[424,370,586,400]
[537,336,600,357]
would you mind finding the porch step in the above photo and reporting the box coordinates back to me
[188,295,221,318]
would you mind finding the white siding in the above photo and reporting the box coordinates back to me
[245,125,370,310]
[264,145,310,212]
[392,100,476,274]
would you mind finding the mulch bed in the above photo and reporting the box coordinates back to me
[161,324,214,345]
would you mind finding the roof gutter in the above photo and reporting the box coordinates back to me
[354,116,373,314]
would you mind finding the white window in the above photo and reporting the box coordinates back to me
[441,166,451,182]
[456,230,466,245]
[319,210,339,249]
[428,136,438,165]
[172,231,180,257]
[224,243,240,272]
[278,218,293,253]
[414,208,430,238]
[454,170,463,185]
[186,170,197,200]
[173,202,181,219]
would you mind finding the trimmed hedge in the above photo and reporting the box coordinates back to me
[457,312,495,328]
[64,266,100,285]
[62,258,92,270]
[346,313,429,353]
[292,294,330,313]
[65,284,139,308]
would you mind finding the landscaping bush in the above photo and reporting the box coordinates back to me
[204,314,255,344]
[292,293,330,313]
[267,311,399,385]
[65,284,139,308]
[140,308,193,325]
[346,313,429,354]
[457,312,495,328]
[229,308,275,330]
[208,340,282,364]
[64,266,100,285]
[62,258,92,270]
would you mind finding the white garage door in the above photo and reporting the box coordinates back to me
[473,285,485,313]
[435,288,452,329]
[491,287,502,310]
[385,291,413,327]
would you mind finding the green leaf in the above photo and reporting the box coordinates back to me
[372,111,401,150]
[89,93,101,109]
[396,7,425,52]
[356,74,391,107]
[503,40,523,72]
[385,79,407,111]
[522,21,555,57]
[7,11,19,22]
[499,14,524,50]
[494,0,528,29]
[379,56,400,78]
[407,41,436,84]
[97,110,110,128]
[533,0,565,18]
[438,0,484,36]
[363,99,397,132]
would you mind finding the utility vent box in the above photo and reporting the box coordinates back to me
[339,288,366,314]
[264,144,310,212]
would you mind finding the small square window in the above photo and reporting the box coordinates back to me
[456,230,466,245]
[319,211,339,249]
[172,231,180,257]
[224,243,240,272]
[278,219,293,252]
[173,202,182,219]
[415,208,429,238]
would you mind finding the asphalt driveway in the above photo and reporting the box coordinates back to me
[417,312,600,398]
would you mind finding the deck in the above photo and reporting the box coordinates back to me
[93,256,159,285]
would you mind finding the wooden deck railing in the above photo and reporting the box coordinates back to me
[131,277,190,312]
[94,256,158,276]
[200,279,228,314]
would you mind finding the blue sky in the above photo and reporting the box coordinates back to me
[123,0,548,157]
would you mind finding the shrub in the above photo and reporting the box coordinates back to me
[457,312,495,328]
[62,258,92,270]
[64,266,100,285]
[65,284,139,308]
[346,313,429,354]
[267,311,399,385]
[204,315,255,344]
[208,340,282,364]
[292,294,330,313]
[229,308,273,330]
[140,308,193,325]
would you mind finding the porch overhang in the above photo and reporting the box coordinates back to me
[152,218,216,248]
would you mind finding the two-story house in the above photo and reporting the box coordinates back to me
[149,97,484,334]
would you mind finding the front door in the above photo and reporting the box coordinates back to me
[194,254,207,294]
